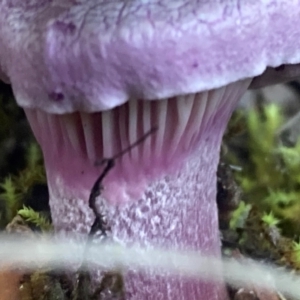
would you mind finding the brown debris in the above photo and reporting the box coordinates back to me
[226,249,287,300]
[0,215,37,300]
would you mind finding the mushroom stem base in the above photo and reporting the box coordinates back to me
[48,130,228,300]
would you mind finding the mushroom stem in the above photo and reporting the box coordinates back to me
[24,79,250,299]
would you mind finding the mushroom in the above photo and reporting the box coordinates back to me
[1,1,300,300]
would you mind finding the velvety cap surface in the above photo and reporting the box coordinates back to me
[1,0,300,113]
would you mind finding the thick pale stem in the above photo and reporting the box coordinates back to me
[105,136,227,300]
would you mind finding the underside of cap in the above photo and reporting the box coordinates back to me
[1,0,300,113]
[250,64,300,89]
[0,65,9,84]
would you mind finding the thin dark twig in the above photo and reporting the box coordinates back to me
[75,126,157,299]
[89,126,157,238]
[88,158,114,237]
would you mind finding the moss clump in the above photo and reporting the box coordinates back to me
[224,104,300,237]
[0,83,47,228]
[18,206,51,232]
[219,103,300,297]
[0,142,46,228]
[229,201,251,230]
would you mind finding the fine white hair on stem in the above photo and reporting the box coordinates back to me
[0,235,299,298]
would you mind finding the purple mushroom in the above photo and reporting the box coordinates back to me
[1,1,300,299]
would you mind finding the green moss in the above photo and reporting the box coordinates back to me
[221,103,300,287]
[224,103,300,237]
[222,104,300,285]
[261,211,280,227]
[0,176,22,222]
[0,84,47,228]
[229,201,251,230]
[18,206,52,232]
[290,241,300,264]
[0,141,46,227]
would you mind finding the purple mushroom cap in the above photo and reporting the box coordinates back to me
[1,1,300,113]
[1,1,300,300]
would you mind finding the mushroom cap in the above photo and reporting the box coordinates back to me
[1,0,300,113]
